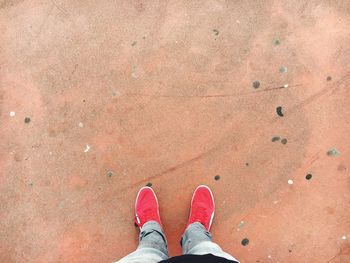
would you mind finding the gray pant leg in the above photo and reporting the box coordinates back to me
[181,222,240,262]
[116,221,168,263]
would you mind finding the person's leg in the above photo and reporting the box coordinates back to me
[116,187,169,263]
[181,185,239,262]
[181,222,239,261]
[117,221,168,263]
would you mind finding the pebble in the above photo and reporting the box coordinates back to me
[279,66,288,73]
[276,106,284,117]
[327,148,340,157]
[238,220,245,228]
[274,39,281,45]
[241,238,249,246]
[84,145,90,152]
[252,81,260,89]
[272,136,280,142]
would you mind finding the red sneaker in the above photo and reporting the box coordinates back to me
[187,185,215,231]
[135,187,162,229]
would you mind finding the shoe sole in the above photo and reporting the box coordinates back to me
[190,185,215,230]
[135,186,160,229]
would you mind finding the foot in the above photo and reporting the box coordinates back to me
[186,185,215,231]
[135,186,162,229]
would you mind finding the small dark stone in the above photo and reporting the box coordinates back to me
[245,163,249,166]
[252,81,260,89]
[327,76,332,81]
[214,175,220,181]
[276,106,284,117]
[24,117,31,123]
[131,41,137,46]
[146,182,152,187]
[281,138,288,145]
[327,148,340,157]
[279,66,288,73]
[107,171,113,177]
[288,249,292,253]
[241,238,249,246]
[305,174,312,180]
[83,99,86,102]
[272,136,280,142]
[213,29,219,36]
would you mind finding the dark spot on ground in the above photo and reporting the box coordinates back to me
[24,117,31,123]
[281,138,288,145]
[241,238,249,246]
[214,175,220,181]
[107,171,113,177]
[213,29,219,36]
[14,153,22,162]
[245,162,249,166]
[252,81,260,89]
[289,249,292,253]
[134,222,138,227]
[131,41,137,46]
[272,136,280,142]
[337,164,346,171]
[327,76,332,81]
[326,207,335,215]
[276,106,284,117]
[306,174,312,180]
[83,99,86,102]
[274,39,281,45]
[146,182,152,187]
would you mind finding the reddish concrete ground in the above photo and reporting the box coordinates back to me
[1,1,350,262]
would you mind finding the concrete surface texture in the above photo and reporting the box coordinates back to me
[1,0,350,262]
